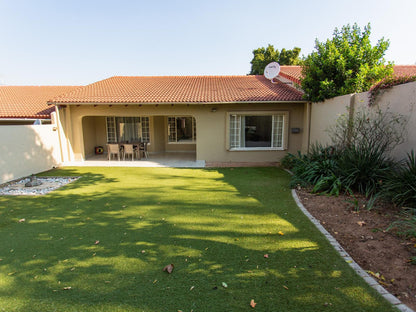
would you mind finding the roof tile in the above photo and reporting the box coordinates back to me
[49,75,305,104]
[0,86,79,119]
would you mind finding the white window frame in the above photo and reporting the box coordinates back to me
[226,111,289,151]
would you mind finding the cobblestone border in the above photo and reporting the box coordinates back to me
[292,189,414,312]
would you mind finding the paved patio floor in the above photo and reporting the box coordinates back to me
[62,152,205,168]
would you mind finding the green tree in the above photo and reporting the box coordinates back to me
[301,23,393,102]
[249,45,302,75]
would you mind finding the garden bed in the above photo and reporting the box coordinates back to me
[296,189,416,310]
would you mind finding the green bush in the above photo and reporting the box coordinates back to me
[280,152,300,170]
[382,151,416,208]
[287,144,344,195]
[336,145,394,197]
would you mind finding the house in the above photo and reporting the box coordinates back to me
[0,86,79,125]
[48,75,309,164]
[2,65,415,167]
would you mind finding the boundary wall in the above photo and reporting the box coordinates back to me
[309,81,416,160]
[0,125,61,184]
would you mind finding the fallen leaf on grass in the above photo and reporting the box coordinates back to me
[278,231,284,236]
[190,286,195,291]
[18,218,26,223]
[94,240,100,245]
[63,286,72,290]
[250,299,257,308]
[264,254,269,258]
[163,264,174,274]
[283,285,289,290]
[222,282,228,288]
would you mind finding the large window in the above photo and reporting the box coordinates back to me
[168,116,196,143]
[106,117,150,143]
[229,112,286,150]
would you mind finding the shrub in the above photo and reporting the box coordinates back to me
[336,144,394,197]
[327,107,405,198]
[288,106,406,202]
[287,144,344,195]
[280,152,300,170]
[382,151,416,208]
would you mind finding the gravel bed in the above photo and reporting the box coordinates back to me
[0,177,80,196]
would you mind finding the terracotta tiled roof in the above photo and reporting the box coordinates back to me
[393,65,416,77]
[0,86,79,119]
[49,75,305,104]
[279,66,302,84]
[278,65,416,85]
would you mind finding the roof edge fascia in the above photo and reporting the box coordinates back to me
[0,117,51,121]
[51,100,308,106]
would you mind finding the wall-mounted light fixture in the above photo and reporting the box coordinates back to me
[211,107,217,113]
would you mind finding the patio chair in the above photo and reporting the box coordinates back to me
[123,144,137,160]
[139,142,148,159]
[107,144,120,161]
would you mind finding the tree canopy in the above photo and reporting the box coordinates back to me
[301,23,393,102]
[249,45,302,75]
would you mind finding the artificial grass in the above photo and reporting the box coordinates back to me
[0,167,396,312]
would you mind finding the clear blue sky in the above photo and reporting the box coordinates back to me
[1,0,415,86]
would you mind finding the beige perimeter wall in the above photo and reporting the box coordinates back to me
[0,125,61,184]
[310,81,416,160]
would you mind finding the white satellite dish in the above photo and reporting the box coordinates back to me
[264,62,280,84]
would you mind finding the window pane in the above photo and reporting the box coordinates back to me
[230,115,241,148]
[272,115,284,148]
[117,117,141,143]
[168,117,196,142]
[177,117,193,142]
[141,117,150,143]
[168,117,177,142]
[106,117,150,143]
[106,117,116,143]
[244,116,272,147]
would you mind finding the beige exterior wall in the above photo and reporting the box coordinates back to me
[310,93,353,147]
[0,125,61,184]
[309,81,416,160]
[56,102,306,163]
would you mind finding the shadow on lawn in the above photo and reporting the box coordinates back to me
[0,167,394,312]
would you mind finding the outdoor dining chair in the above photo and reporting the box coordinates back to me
[123,144,138,160]
[107,143,121,161]
[139,142,148,159]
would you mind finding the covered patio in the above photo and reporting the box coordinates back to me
[64,151,204,168]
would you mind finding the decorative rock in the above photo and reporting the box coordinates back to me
[0,177,80,196]
[25,175,43,187]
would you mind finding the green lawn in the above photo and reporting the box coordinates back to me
[0,167,396,312]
